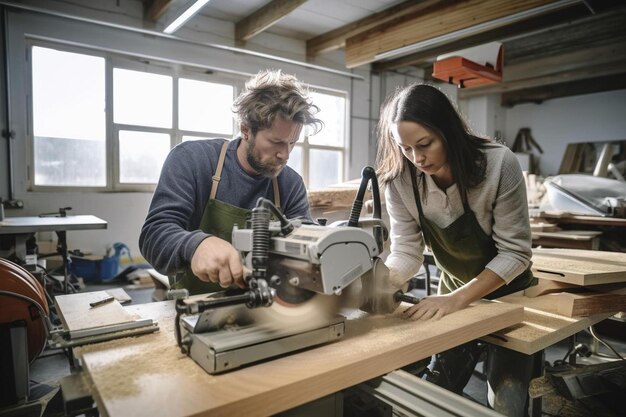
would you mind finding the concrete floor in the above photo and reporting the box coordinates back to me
[13,278,626,417]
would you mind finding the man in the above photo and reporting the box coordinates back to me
[140,70,322,295]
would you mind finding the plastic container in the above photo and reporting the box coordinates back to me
[69,243,131,282]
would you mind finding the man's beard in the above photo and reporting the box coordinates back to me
[246,140,286,178]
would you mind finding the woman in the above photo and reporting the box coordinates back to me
[377,83,535,415]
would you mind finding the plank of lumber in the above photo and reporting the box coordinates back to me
[531,230,601,241]
[525,279,626,298]
[55,291,138,332]
[306,0,448,57]
[235,0,306,42]
[485,296,611,355]
[531,248,626,286]
[345,0,557,68]
[499,292,625,317]
[77,300,522,417]
[308,187,364,209]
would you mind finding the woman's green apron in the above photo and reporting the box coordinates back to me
[409,166,534,299]
[173,140,281,295]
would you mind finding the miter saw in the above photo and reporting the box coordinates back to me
[174,167,420,374]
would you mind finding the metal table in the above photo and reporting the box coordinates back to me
[0,215,107,293]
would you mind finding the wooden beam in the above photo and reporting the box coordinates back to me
[235,0,307,43]
[345,0,570,69]
[146,0,175,21]
[500,73,626,107]
[454,39,626,100]
[306,0,452,58]
[371,4,590,72]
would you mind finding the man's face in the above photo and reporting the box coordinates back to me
[243,117,302,178]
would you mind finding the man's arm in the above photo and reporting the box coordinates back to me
[139,144,210,275]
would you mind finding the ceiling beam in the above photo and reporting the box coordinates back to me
[146,0,175,21]
[345,0,574,69]
[235,0,307,43]
[306,0,452,58]
[500,73,626,107]
[458,58,626,99]
[371,4,590,72]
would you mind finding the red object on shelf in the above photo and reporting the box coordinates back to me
[432,46,503,88]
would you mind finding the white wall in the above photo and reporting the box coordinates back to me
[2,1,374,259]
[504,89,626,176]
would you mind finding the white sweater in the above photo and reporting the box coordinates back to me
[385,143,532,286]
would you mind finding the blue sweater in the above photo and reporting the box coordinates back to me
[139,138,311,275]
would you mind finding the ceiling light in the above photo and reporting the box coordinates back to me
[163,0,211,34]
[374,0,581,61]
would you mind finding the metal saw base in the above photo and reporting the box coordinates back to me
[182,315,345,374]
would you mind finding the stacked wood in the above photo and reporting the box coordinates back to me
[516,248,626,317]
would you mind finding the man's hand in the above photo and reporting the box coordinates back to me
[191,236,245,288]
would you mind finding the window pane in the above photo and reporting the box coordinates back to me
[179,79,234,134]
[114,69,172,128]
[309,149,341,190]
[119,131,170,183]
[287,145,302,174]
[34,137,106,186]
[182,135,212,142]
[32,46,106,186]
[308,92,345,147]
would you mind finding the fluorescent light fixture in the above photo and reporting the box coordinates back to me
[374,0,582,61]
[163,0,211,34]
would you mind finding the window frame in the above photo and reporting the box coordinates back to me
[294,88,348,190]
[26,41,348,192]
[27,41,240,192]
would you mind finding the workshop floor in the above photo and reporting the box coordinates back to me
[23,282,626,417]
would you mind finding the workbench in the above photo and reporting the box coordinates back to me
[482,294,616,417]
[0,215,107,293]
[75,300,523,417]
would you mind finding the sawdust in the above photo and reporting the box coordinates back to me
[77,307,215,401]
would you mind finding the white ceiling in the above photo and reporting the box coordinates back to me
[199,0,406,40]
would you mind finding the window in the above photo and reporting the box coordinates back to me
[29,44,348,192]
[32,46,106,187]
[288,91,346,190]
[29,44,235,190]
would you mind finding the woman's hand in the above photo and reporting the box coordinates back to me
[401,293,468,321]
[401,269,506,321]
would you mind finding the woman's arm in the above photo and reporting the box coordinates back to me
[402,268,504,320]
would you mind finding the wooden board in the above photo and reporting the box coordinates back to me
[503,292,626,317]
[531,248,626,285]
[484,295,612,355]
[55,291,138,332]
[76,300,522,417]
[525,278,626,298]
[531,230,601,241]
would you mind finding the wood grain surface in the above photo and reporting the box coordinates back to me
[532,248,626,285]
[55,291,138,332]
[77,300,522,417]
[484,295,612,355]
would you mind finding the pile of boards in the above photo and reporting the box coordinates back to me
[521,248,626,317]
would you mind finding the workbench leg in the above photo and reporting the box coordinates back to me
[56,230,70,294]
[486,345,535,417]
[530,350,545,417]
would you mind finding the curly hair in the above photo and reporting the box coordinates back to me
[233,69,323,136]
[376,84,491,204]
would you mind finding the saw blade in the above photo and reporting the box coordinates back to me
[251,291,341,330]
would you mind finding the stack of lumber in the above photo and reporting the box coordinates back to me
[524,248,626,317]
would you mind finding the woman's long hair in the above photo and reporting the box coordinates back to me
[376,84,490,204]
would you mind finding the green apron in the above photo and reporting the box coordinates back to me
[173,140,281,295]
[409,166,534,299]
